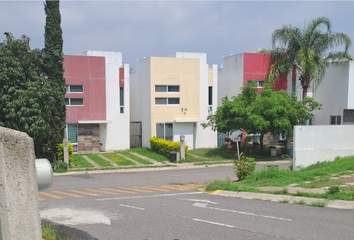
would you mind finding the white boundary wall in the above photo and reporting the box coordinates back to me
[294,125,354,169]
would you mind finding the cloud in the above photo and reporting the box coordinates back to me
[1,1,354,67]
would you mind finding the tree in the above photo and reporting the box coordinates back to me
[42,0,66,159]
[0,33,54,156]
[266,17,352,99]
[203,84,321,149]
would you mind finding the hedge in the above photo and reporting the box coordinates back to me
[149,137,188,158]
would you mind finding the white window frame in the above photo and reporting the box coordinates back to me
[330,115,341,125]
[156,123,173,141]
[66,85,84,93]
[155,85,180,93]
[247,80,264,88]
[155,97,180,105]
[65,98,84,106]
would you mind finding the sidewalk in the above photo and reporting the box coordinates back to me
[211,190,354,210]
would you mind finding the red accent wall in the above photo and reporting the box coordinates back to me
[64,55,106,124]
[119,67,124,87]
[243,53,287,92]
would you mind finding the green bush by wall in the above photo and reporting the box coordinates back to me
[149,137,188,158]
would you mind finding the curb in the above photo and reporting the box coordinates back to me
[53,160,291,176]
[212,190,354,210]
[53,162,236,176]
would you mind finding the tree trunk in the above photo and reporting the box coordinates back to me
[260,133,264,151]
[302,86,308,99]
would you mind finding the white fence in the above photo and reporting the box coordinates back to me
[293,125,354,169]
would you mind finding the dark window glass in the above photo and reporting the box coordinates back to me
[165,123,173,141]
[70,98,84,105]
[155,85,166,92]
[155,98,167,105]
[67,124,77,143]
[70,85,83,92]
[168,86,179,92]
[156,123,164,139]
[65,98,69,105]
[120,87,124,106]
[208,86,213,105]
[168,98,179,104]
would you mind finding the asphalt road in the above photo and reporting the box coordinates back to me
[39,165,354,240]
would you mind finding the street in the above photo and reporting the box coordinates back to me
[39,165,354,240]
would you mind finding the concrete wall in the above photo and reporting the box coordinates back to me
[293,125,354,169]
[218,54,244,106]
[130,58,152,148]
[0,127,42,240]
[312,62,350,125]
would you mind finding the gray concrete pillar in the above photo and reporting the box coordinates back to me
[180,135,185,160]
[63,139,69,164]
[0,127,42,240]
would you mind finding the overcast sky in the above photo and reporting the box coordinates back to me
[1,1,354,67]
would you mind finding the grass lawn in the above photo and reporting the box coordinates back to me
[118,151,153,164]
[129,148,169,163]
[85,154,112,167]
[182,145,287,163]
[205,156,354,201]
[71,154,94,168]
[100,153,135,166]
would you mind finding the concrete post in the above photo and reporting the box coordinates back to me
[0,127,42,240]
[63,139,69,164]
[180,135,185,160]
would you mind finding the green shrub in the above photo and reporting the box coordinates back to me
[51,160,69,173]
[326,185,340,195]
[234,153,256,181]
[56,141,74,165]
[149,137,188,158]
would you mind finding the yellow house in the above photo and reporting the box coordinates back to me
[130,52,217,149]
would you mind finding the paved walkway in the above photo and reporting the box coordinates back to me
[212,190,354,210]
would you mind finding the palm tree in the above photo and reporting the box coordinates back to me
[266,17,352,99]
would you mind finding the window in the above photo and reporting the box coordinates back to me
[168,98,179,104]
[208,86,213,105]
[120,87,124,113]
[247,80,264,88]
[292,82,296,93]
[65,98,84,106]
[67,124,78,152]
[156,123,173,141]
[155,98,180,105]
[66,85,83,93]
[330,115,341,125]
[155,85,180,92]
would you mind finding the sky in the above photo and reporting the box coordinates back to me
[1,1,354,68]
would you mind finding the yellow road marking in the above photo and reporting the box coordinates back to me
[52,191,83,198]
[117,187,152,193]
[134,186,170,192]
[38,197,45,201]
[102,188,137,194]
[158,185,190,190]
[39,192,64,199]
[69,190,100,197]
[86,189,119,195]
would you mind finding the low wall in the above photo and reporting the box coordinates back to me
[0,127,42,239]
[294,125,354,169]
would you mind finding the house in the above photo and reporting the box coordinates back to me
[64,51,130,153]
[312,61,354,125]
[218,52,294,106]
[130,52,218,150]
[217,52,295,145]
